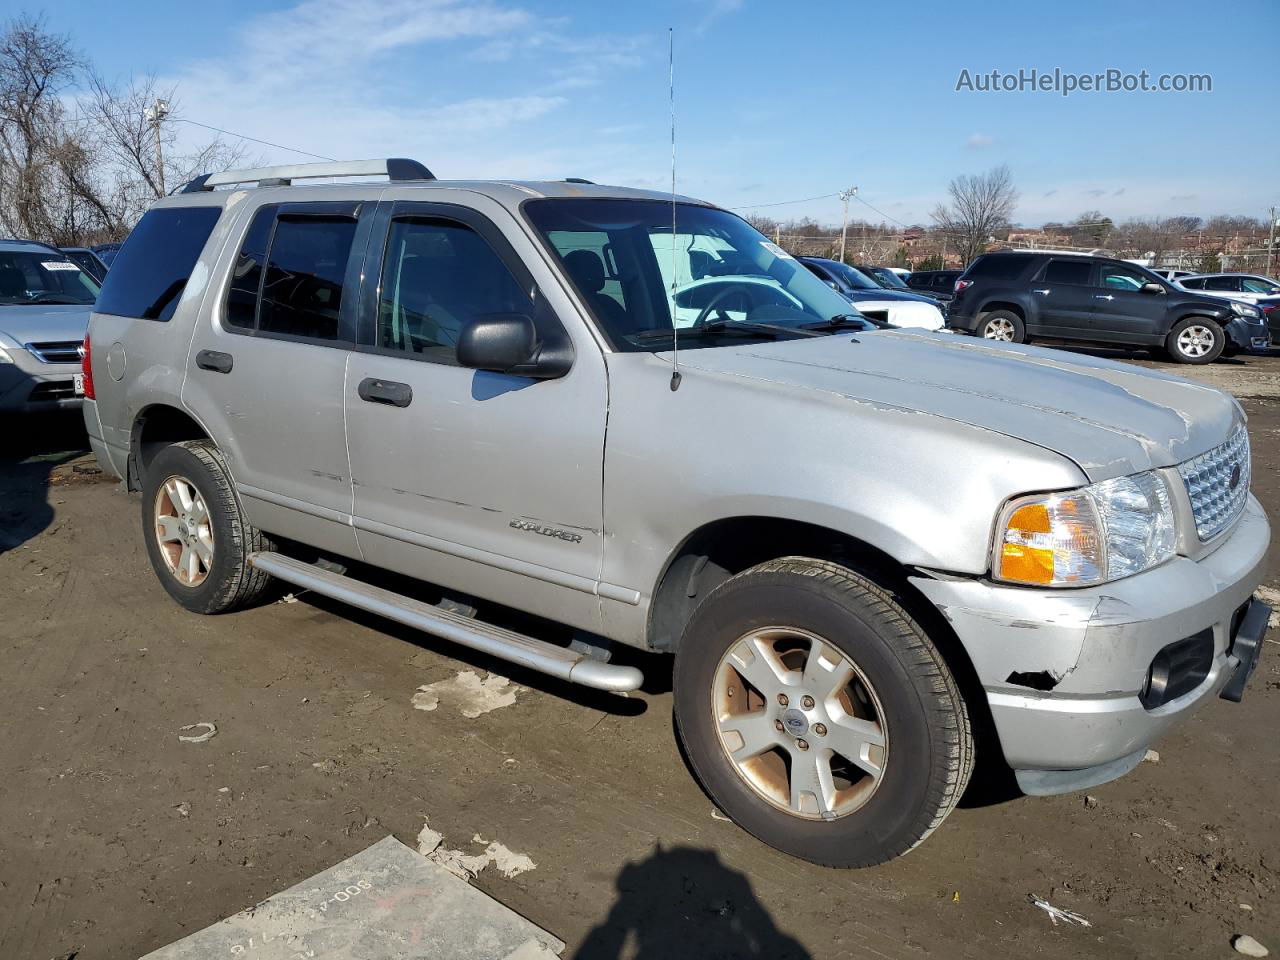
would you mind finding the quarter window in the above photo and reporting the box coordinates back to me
[376,218,529,364]
[95,206,220,320]
[1043,259,1092,285]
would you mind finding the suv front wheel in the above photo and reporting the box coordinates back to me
[978,310,1025,343]
[141,440,275,613]
[673,557,973,867]
[1166,317,1224,364]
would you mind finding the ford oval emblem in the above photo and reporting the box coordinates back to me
[1229,463,1242,490]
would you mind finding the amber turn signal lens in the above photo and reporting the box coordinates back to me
[999,503,1054,584]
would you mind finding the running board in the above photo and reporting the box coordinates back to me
[249,552,643,692]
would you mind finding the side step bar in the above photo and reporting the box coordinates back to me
[249,552,644,692]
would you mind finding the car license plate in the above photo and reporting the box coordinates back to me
[73,372,85,395]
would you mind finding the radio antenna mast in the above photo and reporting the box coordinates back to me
[667,27,682,391]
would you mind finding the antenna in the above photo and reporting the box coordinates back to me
[667,27,681,392]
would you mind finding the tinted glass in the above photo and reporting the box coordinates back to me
[377,218,528,364]
[258,216,356,340]
[1203,276,1236,291]
[527,199,856,351]
[1098,263,1151,290]
[967,255,1030,280]
[95,207,221,321]
[0,251,99,305]
[1181,277,1206,288]
[1043,259,1092,284]
[225,207,275,330]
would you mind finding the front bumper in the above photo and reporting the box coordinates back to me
[909,494,1270,792]
[0,356,82,411]
[1224,316,1270,352]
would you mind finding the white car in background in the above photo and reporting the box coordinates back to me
[796,257,945,330]
[1178,273,1280,304]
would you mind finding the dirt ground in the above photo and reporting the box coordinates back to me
[1,349,1277,960]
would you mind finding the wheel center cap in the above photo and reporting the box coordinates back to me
[781,708,809,738]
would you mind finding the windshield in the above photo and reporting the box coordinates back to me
[1242,277,1280,294]
[0,251,99,305]
[868,268,908,288]
[525,199,866,350]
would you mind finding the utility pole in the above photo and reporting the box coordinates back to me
[838,187,857,264]
[1269,206,1278,275]
[145,98,171,196]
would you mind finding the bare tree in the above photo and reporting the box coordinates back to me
[930,164,1018,265]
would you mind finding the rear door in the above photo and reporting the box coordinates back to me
[183,198,375,556]
[1031,258,1096,335]
[343,197,609,633]
[1087,262,1168,341]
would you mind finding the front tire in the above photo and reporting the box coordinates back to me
[141,440,275,614]
[978,310,1025,343]
[673,557,973,867]
[1166,317,1224,364]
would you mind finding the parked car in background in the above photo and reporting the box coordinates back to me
[798,256,945,329]
[92,242,124,266]
[857,265,909,289]
[1178,273,1280,304]
[1257,297,1280,345]
[59,246,110,284]
[947,251,1269,363]
[885,266,911,280]
[906,269,962,302]
[83,159,1271,868]
[0,238,99,411]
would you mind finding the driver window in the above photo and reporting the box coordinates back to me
[1097,263,1148,291]
[377,218,528,365]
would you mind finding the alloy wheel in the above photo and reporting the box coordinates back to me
[1176,324,1215,359]
[982,317,1015,341]
[153,475,214,587]
[712,627,888,820]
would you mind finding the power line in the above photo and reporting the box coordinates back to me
[730,191,839,210]
[173,118,337,162]
[852,192,911,228]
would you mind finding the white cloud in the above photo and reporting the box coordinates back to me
[965,132,993,148]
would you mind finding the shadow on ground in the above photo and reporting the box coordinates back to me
[574,845,812,960]
[0,412,89,554]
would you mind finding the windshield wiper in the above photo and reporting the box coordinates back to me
[22,294,84,305]
[700,319,823,338]
[801,314,868,332]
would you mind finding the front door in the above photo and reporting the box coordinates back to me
[183,198,376,556]
[1087,262,1168,342]
[343,199,609,633]
[1030,258,1097,336]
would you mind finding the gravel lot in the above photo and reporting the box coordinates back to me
[1,348,1277,960]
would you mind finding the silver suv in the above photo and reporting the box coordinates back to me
[83,159,1271,867]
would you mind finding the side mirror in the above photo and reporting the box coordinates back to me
[456,313,571,379]
[1140,282,1165,295]
[826,280,839,290]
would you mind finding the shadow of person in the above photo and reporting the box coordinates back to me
[574,845,812,960]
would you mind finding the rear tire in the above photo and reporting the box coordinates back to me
[1166,317,1224,364]
[673,557,973,867]
[141,440,275,614]
[978,310,1025,344]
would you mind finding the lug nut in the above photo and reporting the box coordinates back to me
[796,739,809,751]
[774,719,784,732]
[813,723,827,737]
[801,695,815,710]
[777,694,789,707]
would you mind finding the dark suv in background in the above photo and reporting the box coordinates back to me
[906,269,962,302]
[946,252,1270,364]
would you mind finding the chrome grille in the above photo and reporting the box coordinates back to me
[1178,426,1251,540]
[26,340,84,364]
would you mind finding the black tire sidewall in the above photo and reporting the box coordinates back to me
[674,570,952,866]
[141,444,243,613]
[980,310,1025,343]
[1167,317,1224,364]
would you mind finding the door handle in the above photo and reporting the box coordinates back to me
[1033,288,1050,295]
[195,349,233,374]
[1094,294,1115,301]
[358,377,413,408]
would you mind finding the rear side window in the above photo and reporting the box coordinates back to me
[966,256,1029,281]
[1181,277,1206,289]
[1043,259,1092,285]
[94,207,221,321]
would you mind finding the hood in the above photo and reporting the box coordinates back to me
[845,287,937,306]
[0,304,92,347]
[672,330,1240,480]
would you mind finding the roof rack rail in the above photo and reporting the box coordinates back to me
[180,158,435,193]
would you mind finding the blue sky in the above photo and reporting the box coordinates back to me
[48,0,1279,227]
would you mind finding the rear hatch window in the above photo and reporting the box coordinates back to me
[94,206,222,321]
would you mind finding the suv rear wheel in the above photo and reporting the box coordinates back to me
[673,557,973,867]
[978,310,1025,343]
[142,440,275,613]
[1166,317,1224,364]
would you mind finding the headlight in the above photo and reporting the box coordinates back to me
[1230,301,1261,318]
[0,346,13,364]
[994,471,1176,587]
